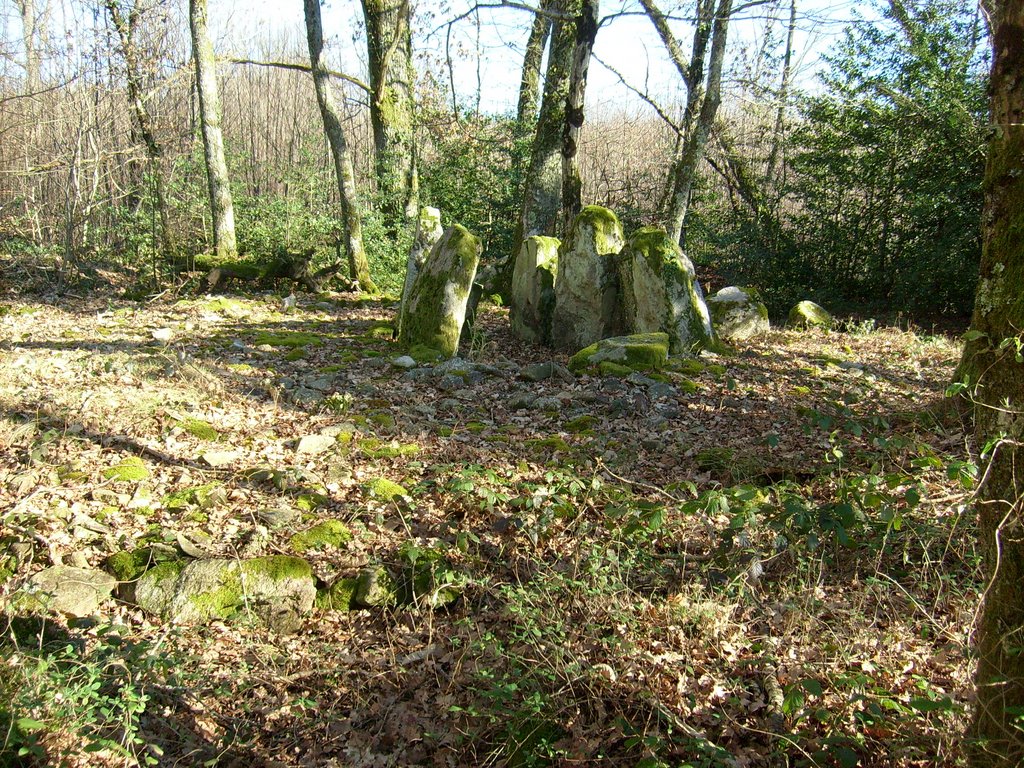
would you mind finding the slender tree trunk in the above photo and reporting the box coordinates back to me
[15,0,42,92]
[517,0,553,123]
[104,0,175,262]
[361,0,418,228]
[303,0,377,293]
[959,2,1024,764]
[642,0,733,247]
[765,0,797,185]
[560,0,599,234]
[189,0,237,261]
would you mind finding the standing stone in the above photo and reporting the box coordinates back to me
[707,286,770,341]
[398,224,482,359]
[551,206,626,351]
[396,206,443,339]
[619,227,717,354]
[510,235,560,345]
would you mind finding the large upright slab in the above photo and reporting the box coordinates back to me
[396,206,443,339]
[619,227,717,354]
[550,206,626,351]
[510,235,560,345]
[398,224,482,359]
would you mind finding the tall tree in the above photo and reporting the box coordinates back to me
[958,0,1024,763]
[303,0,377,293]
[104,0,175,262]
[15,0,45,92]
[515,0,578,246]
[517,0,554,123]
[189,0,237,261]
[560,0,599,234]
[641,0,733,247]
[361,0,418,229]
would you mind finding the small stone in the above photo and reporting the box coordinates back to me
[437,374,463,391]
[19,566,117,617]
[508,392,537,410]
[201,450,240,468]
[257,507,298,528]
[392,355,417,369]
[296,434,335,455]
[519,362,555,382]
[532,396,563,411]
[353,567,398,608]
[151,327,173,343]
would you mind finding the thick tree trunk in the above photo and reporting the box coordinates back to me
[104,0,175,262]
[516,0,579,243]
[560,0,599,234]
[958,2,1024,764]
[361,0,418,229]
[642,0,732,247]
[517,0,553,123]
[303,0,377,294]
[189,0,237,261]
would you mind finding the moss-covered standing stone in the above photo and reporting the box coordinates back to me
[396,206,443,339]
[510,235,560,345]
[619,227,717,354]
[707,286,770,341]
[787,300,833,329]
[551,206,626,351]
[398,224,482,359]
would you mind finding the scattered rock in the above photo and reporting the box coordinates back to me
[289,520,353,554]
[508,392,538,410]
[134,556,316,633]
[296,434,335,455]
[788,300,833,329]
[13,566,116,618]
[257,507,299,528]
[353,566,399,608]
[201,450,240,468]
[707,286,770,341]
[570,333,670,375]
[519,362,555,382]
[391,355,417,369]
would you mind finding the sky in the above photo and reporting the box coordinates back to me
[205,0,878,116]
[2,0,882,115]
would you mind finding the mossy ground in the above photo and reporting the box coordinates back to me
[289,521,353,553]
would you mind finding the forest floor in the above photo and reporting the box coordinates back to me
[0,287,980,767]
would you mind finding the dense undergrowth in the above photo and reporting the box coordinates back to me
[0,281,979,766]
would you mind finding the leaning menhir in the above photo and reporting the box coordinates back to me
[510,235,560,345]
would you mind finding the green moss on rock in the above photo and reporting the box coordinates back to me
[363,478,409,500]
[180,418,221,441]
[569,333,670,373]
[254,331,323,348]
[788,300,833,330]
[105,549,153,582]
[103,457,150,482]
[289,520,353,553]
[316,577,358,611]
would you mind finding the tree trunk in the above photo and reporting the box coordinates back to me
[104,0,175,263]
[361,0,418,229]
[303,0,377,294]
[765,0,797,185]
[517,0,553,124]
[958,1,1024,764]
[15,0,42,92]
[560,0,599,234]
[642,0,733,247]
[189,0,237,261]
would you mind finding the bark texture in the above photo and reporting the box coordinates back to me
[959,1,1024,764]
[189,0,237,261]
[104,0,175,261]
[641,0,733,247]
[361,0,418,228]
[304,0,377,293]
[560,0,599,235]
[517,0,553,123]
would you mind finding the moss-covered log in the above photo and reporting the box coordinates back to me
[185,250,342,292]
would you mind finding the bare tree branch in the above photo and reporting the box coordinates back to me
[222,56,371,94]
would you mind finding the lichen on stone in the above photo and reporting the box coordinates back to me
[569,333,670,374]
